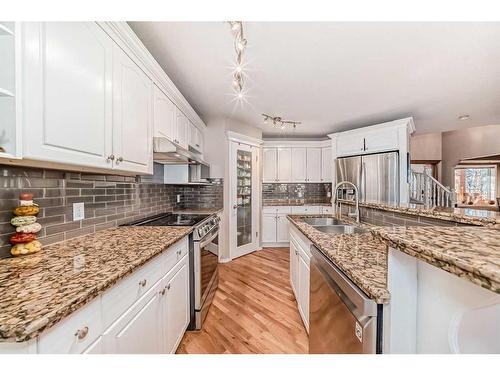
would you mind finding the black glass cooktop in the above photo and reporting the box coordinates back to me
[123,213,209,227]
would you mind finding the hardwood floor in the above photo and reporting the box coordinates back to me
[176,247,309,354]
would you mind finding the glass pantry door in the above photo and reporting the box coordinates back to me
[230,141,260,259]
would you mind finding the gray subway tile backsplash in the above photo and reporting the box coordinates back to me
[0,164,223,259]
[262,183,331,205]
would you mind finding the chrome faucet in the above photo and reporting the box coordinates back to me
[333,181,360,223]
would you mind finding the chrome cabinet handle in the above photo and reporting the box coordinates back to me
[139,279,147,287]
[75,326,89,340]
[106,154,115,162]
[160,287,166,296]
[176,249,182,256]
[116,156,124,164]
[166,284,171,290]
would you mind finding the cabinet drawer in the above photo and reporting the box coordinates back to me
[162,237,188,276]
[290,225,312,259]
[37,296,102,354]
[322,206,334,214]
[291,206,321,214]
[101,253,165,328]
[263,206,278,214]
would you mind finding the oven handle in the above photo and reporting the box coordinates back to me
[199,229,219,249]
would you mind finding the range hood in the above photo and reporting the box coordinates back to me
[153,137,208,167]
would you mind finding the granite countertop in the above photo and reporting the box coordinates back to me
[0,226,193,343]
[287,215,390,304]
[263,201,332,207]
[356,201,500,228]
[371,226,500,293]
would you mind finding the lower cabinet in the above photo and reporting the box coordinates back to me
[289,226,312,333]
[262,207,292,246]
[102,254,189,354]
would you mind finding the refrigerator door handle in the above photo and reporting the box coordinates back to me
[360,161,365,202]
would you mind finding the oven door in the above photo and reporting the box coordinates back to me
[194,227,219,311]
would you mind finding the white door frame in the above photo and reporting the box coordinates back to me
[227,131,262,260]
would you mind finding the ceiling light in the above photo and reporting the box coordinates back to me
[228,21,248,99]
[237,92,243,99]
[262,114,300,131]
[230,22,241,32]
[458,114,470,120]
[235,66,243,73]
[236,39,247,51]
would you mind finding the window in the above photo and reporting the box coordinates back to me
[454,165,497,205]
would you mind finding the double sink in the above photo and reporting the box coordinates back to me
[302,217,367,235]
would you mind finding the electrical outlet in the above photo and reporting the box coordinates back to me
[73,202,85,221]
[176,194,181,203]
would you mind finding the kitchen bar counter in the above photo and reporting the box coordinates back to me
[371,226,500,293]
[0,226,193,342]
[356,201,500,228]
[287,215,390,304]
[263,201,331,207]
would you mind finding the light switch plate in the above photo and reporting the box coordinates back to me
[73,202,85,221]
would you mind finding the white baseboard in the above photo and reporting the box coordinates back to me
[262,242,290,248]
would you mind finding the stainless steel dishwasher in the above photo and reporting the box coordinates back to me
[309,246,383,354]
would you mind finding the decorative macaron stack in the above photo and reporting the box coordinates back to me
[10,193,43,257]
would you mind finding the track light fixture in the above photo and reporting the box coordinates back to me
[228,21,246,99]
[261,114,301,130]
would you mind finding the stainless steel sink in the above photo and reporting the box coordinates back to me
[302,217,342,226]
[313,225,367,235]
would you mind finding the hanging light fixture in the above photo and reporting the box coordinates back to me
[228,21,246,99]
[262,114,301,130]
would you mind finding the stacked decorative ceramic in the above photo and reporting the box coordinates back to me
[10,193,42,256]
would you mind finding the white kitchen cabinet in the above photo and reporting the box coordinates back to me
[263,148,277,183]
[112,45,153,174]
[289,239,299,298]
[291,206,322,215]
[297,251,310,332]
[277,148,292,182]
[335,132,366,156]
[291,148,307,182]
[163,260,190,353]
[83,336,104,354]
[321,206,334,214]
[276,214,290,242]
[22,22,114,169]
[175,108,189,149]
[103,281,163,354]
[188,121,203,153]
[153,84,176,141]
[321,147,332,182]
[262,213,277,243]
[363,127,399,154]
[306,148,322,182]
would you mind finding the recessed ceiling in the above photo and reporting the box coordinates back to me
[129,22,500,137]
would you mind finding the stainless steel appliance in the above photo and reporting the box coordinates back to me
[309,246,382,354]
[122,212,220,330]
[153,137,208,166]
[336,151,399,204]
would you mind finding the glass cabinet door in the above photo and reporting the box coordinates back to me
[236,149,253,247]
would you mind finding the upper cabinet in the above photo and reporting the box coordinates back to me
[330,118,415,158]
[188,121,203,154]
[11,22,206,174]
[153,84,176,141]
[112,45,153,174]
[22,22,114,169]
[262,141,332,183]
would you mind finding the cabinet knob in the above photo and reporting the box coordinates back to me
[177,249,182,256]
[167,284,171,290]
[233,204,238,209]
[196,144,200,147]
[75,326,89,340]
[106,154,115,162]
[139,279,147,287]
[116,156,124,164]
[160,287,166,296]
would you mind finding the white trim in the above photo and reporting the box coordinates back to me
[262,139,330,148]
[328,117,415,138]
[96,22,206,131]
[226,130,263,147]
[218,257,232,264]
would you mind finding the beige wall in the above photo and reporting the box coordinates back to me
[203,117,263,261]
[441,125,500,191]
[410,132,442,161]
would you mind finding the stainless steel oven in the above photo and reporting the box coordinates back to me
[189,215,220,330]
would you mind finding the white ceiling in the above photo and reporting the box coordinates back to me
[129,22,500,138]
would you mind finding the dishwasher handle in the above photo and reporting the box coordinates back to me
[311,246,377,320]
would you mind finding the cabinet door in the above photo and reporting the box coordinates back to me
[306,148,322,182]
[364,127,399,153]
[336,132,365,157]
[321,147,332,182]
[112,45,153,174]
[289,239,299,298]
[277,148,292,182]
[291,148,307,182]
[83,336,104,354]
[298,253,310,332]
[276,214,290,243]
[164,259,190,354]
[153,84,175,141]
[175,108,189,149]
[262,214,277,243]
[103,283,163,354]
[22,22,113,169]
[262,148,277,182]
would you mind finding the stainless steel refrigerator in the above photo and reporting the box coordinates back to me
[336,151,399,204]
